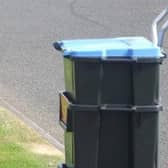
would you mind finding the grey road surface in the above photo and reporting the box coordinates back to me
[0,0,168,166]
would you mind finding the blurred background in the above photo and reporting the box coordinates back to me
[0,0,167,166]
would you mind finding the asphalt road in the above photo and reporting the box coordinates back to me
[0,0,168,166]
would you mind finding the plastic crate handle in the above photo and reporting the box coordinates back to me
[152,8,168,47]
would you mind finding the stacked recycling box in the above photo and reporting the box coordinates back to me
[54,37,166,168]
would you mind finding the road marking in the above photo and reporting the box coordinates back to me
[0,97,64,152]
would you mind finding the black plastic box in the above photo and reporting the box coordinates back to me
[59,92,161,168]
[54,37,166,168]
[63,57,160,105]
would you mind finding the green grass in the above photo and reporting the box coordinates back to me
[0,107,64,168]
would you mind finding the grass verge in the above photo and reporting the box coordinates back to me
[0,107,64,168]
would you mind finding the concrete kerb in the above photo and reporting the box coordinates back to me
[0,97,64,152]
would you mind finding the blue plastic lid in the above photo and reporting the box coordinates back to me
[55,37,163,59]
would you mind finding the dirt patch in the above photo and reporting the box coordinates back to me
[23,143,63,156]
